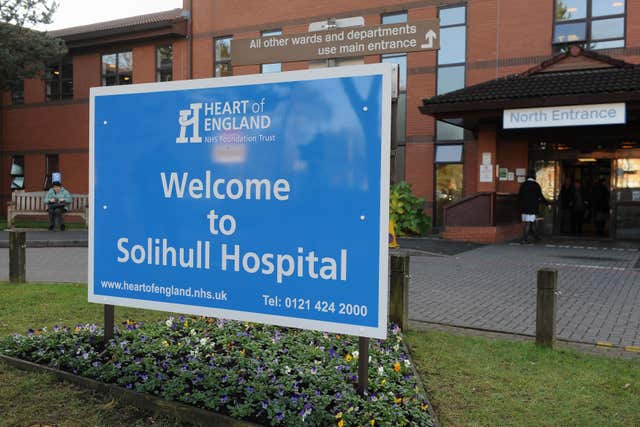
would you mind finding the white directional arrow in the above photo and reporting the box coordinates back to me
[421,29,438,49]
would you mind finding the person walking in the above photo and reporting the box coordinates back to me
[518,170,548,244]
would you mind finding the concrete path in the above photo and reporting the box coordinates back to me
[408,240,640,348]
[1,230,638,348]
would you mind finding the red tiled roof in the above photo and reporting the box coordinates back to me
[420,48,640,114]
[49,8,186,38]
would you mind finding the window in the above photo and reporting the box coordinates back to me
[215,36,232,77]
[261,30,282,73]
[10,156,24,190]
[436,5,467,141]
[9,80,23,105]
[43,154,59,190]
[554,0,625,49]
[156,45,173,82]
[101,51,133,86]
[382,12,408,147]
[45,55,73,101]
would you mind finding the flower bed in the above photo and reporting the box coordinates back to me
[0,317,434,426]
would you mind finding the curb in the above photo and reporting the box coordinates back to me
[411,320,640,357]
[0,240,88,248]
[0,354,260,427]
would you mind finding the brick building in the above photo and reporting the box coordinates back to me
[2,0,639,241]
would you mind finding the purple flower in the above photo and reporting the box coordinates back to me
[181,365,188,372]
[89,324,97,333]
[329,348,336,358]
[291,395,298,404]
[222,375,228,383]
[156,373,163,380]
[335,392,342,399]
[275,412,284,422]
[247,386,254,393]
[27,329,34,336]
[92,361,100,368]
[134,357,142,364]
[82,352,89,360]
[53,325,59,332]
[220,395,228,403]
[114,362,122,369]
[261,400,269,409]
[141,373,149,381]
[125,383,133,389]
[161,361,169,370]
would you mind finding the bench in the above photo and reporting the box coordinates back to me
[7,191,89,228]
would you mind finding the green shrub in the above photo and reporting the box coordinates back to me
[390,182,431,235]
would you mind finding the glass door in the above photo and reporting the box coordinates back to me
[533,160,560,235]
[435,163,463,227]
[613,158,640,239]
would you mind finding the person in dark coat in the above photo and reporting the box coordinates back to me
[558,176,574,234]
[591,178,610,235]
[518,170,549,244]
[571,180,586,234]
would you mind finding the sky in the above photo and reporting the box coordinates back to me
[33,0,183,31]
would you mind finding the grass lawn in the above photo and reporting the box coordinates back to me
[406,330,640,427]
[1,283,639,426]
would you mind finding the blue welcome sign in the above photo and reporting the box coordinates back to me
[89,64,392,339]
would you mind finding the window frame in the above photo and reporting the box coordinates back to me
[9,79,24,105]
[155,44,173,82]
[45,55,73,102]
[214,36,233,77]
[552,0,626,48]
[100,50,133,86]
[261,30,282,73]
[10,155,25,190]
[436,4,467,142]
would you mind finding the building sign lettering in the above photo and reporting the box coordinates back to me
[231,20,439,66]
[504,103,626,129]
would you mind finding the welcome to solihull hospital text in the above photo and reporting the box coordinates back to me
[3,0,640,242]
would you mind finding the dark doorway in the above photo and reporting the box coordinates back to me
[559,159,611,237]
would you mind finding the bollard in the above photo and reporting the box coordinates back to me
[9,231,26,283]
[536,269,557,349]
[390,255,409,331]
[357,337,369,395]
[104,304,115,344]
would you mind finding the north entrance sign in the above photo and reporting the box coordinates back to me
[89,64,392,339]
[231,20,439,66]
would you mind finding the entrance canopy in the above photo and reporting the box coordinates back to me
[420,46,640,131]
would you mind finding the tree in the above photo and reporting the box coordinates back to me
[0,0,67,90]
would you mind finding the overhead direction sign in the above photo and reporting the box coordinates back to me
[89,64,392,339]
[231,20,439,66]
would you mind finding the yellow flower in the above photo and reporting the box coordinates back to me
[161,340,169,348]
[380,378,386,386]
[393,362,401,372]
[345,353,353,362]
[183,320,189,328]
[370,419,376,426]
[421,402,429,411]
[335,412,343,419]
[394,396,402,404]
[337,420,344,427]
[74,326,81,333]
[240,348,246,355]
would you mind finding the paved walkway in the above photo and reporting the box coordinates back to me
[408,239,640,348]
[1,230,638,348]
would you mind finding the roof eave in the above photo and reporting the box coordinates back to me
[420,91,640,116]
